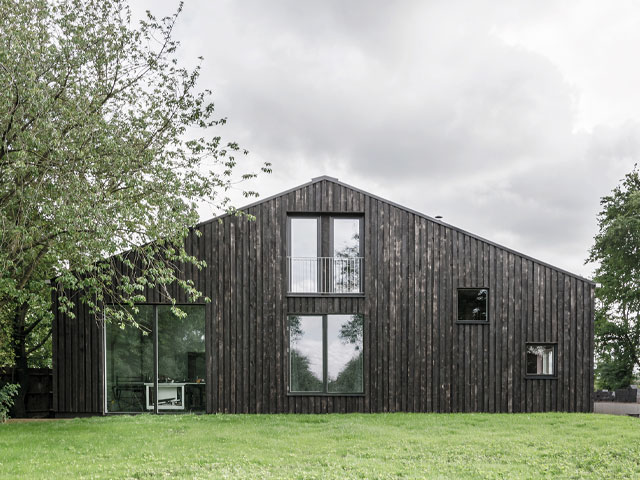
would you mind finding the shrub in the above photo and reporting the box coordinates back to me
[0,384,19,423]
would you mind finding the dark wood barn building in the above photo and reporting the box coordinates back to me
[52,176,595,415]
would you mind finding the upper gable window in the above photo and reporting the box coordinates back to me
[289,217,319,293]
[457,288,488,323]
[287,215,363,294]
[331,217,362,293]
[290,217,319,258]
[333,218,360,258]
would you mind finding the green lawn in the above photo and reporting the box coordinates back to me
[0,413,638,479]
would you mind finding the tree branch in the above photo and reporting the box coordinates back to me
[16,244,50,291]
[26,328,52,356]
[23,314,46,337]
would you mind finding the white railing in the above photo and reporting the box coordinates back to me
[287,256,363,294]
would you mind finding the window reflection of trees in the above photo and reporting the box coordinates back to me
[289,314,363,394]
[289,315,323,392]
[106,305,206,412]
[333,230,361,293]
[329,314,363,393]
[158,306,205,383]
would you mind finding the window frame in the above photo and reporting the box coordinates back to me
[286,213,365,296]
[455,287,490,324]
[103,302,207,414]
[524,342,558,379]
[287,215,322,294]
[286,214,321,258]
[287,313,365,396]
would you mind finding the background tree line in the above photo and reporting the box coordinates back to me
[589,168,640,390]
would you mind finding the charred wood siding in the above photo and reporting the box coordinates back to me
[52,178,595,414]
[52,287,104,415]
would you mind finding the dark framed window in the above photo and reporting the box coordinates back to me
[287,214,364,294]
[526,343,556,377]
[288,216,320,293]
[288,314,364,394]
[456,288,488,323]
[105,304,206,413]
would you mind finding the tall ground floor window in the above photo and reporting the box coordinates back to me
[105,304,206,413]
[288,314,364,394]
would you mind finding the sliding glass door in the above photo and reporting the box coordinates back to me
[105,305,206,413]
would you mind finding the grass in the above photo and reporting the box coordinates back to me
[0,413,638,479]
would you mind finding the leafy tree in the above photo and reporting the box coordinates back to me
[588,168,640,390]
[0,0,269,415]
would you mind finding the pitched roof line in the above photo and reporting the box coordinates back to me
[196,176,596,285]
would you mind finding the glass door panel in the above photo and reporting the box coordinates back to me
[289,217,318,292]
[289,315,324,392]
[332,218,362,293]
[156,305,206,412]
[105,306,153,413]
[327,314,363,393]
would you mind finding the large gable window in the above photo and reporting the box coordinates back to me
[289,314,364,394]
[287,215,363,294]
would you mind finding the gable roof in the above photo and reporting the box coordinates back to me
[198,175,595,285]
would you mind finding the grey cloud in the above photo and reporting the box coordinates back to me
[133,0,639,278]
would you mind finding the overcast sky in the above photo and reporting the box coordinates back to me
[135,1,640,279]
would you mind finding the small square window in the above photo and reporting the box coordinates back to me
[526,344,555,376]
[457,288,488,322]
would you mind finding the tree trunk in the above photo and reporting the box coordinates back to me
[11,305,30,418]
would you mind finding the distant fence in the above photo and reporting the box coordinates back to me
[0,368,53,418]
[594,390,615,402]
[594,386,639,404]
[615,386,639,403]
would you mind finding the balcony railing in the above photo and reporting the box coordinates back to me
[287,256,364,294]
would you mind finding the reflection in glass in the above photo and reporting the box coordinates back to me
[289,218,318,292]
[327,314,363,393]
[457,289,488,322]
[156,305,206,411]
[333,218,361,293]
[105,306,153,412]
[333,218,360,257]
[527,345,554,375]
[289,315,323,392]
[105,305,206,413]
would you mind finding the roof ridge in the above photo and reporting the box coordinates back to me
[196,176,595,285]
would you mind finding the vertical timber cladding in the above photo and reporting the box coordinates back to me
[52,285,104,415]
[202,178,594,413]
[52,177,595,415]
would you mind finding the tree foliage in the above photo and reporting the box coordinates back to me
[0,0,269,412]
[0,383,19,423]
[588,167,640,389]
